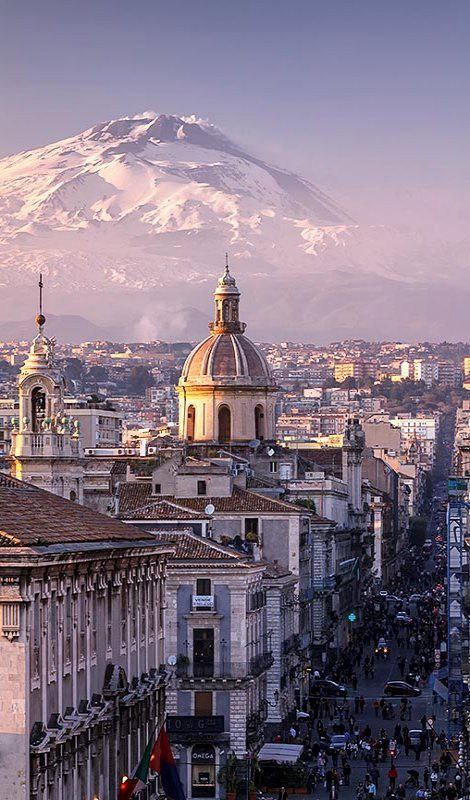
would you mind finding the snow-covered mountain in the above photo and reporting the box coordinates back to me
[0,112,468,341]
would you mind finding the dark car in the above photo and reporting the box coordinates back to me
[310,679,348,698]
[384,681,421,697]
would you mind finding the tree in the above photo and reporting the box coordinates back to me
[128,366,154,396]
[294,498,317,514]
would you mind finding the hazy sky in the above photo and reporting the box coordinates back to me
[1,0,469,208]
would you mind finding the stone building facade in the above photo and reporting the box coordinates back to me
[0,474,172,800]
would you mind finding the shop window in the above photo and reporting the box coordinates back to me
[194,691,213,716]
[191,745,216,798]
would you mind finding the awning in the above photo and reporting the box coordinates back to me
[258,743,304,764]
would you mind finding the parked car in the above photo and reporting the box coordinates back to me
[310,679,348,698]
[409,594,422,603]
[384,681,421,697]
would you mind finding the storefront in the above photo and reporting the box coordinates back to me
[191,744,216,798]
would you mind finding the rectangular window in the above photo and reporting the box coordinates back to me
[193,628,214,678]
[49,593,57,675]
[194,691,213,716]
[154,483,161,495]
[64,589,72,666]
[196,578,211,596]
[79,587,86,662]
[91,591,97,656]
[121,585,127,648]
[269,461,278,473]
[197,480,207,496]
[106,584,112,652]
[244,518,259,539]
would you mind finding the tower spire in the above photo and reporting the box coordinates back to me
[36,273,46,332]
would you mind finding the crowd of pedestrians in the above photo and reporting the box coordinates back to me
[292,539,468,800]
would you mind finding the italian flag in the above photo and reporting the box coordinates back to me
[118,736,154,799]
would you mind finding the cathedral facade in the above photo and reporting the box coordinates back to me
[177,262,277,444]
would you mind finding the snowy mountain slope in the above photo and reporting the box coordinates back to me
[0,112,467,341]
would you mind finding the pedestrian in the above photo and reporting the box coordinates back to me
[355,696,360,714]
[278,787,288,800]
[359,695,365,713]
[388,765,398,790]
[367,781,377,799]
[423,768,430,789]
[373,700,380,718]
[343,762,351,786]
[326,769,333,795]
[352,672,358,691]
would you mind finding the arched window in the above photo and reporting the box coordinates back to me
[187,405,196,442]
[255,404,265,440]
[218,405,231,443]
[222,300,229,322]
[31,386,46,432]
[70,490,77,502]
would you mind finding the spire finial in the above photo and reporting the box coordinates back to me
[35,273,46,332]
[225,252,229,272]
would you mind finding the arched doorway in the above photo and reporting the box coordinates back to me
[218,405,231,443]
[254,404,265,440]
[187,405,196,442]
[31,386,46,432]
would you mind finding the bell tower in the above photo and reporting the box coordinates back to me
[10,276,84,501]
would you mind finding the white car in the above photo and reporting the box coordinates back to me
[396,612,413,624]
[329,734,348,750]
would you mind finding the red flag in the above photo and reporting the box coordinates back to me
[150,726,186,800]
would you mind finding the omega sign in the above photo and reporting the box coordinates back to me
[166,716,224,735]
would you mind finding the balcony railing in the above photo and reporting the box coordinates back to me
[176,652,274,680]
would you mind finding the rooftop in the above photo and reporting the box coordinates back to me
[0,474,157,548]
[117,483,327,519]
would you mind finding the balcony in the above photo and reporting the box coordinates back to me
[176,652,274,682]
[282,633,300,655]
[249,651,274,677]
[191,595,215,612]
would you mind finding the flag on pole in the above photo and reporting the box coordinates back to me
[150,725,186,800]
[118,735,154,799]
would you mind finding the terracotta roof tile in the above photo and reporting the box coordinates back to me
[150,531,248,563]
[0,474,155,547]
[125,499,210,521]
[118,484,313,517]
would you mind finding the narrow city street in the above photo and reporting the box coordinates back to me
[291,418,460,800]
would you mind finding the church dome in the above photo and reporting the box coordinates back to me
[181,332,273,386]
[177,259,277,444]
